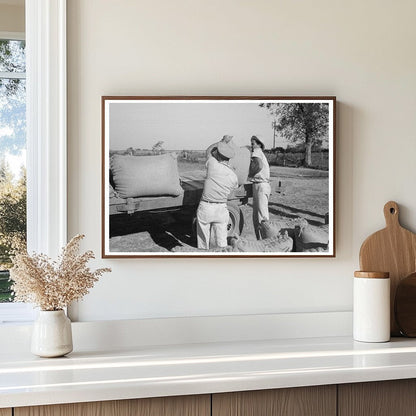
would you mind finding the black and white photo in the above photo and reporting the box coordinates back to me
[102,96,335,257]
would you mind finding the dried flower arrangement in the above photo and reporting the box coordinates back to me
[10,234,111,311]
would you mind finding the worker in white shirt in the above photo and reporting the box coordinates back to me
[196,140,239,250]
[248,135,271,239]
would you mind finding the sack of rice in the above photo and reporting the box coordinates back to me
[171,244,233,253]
[111,153,183,198]
[259,217,309,240]
[300,246,328,253]
[231,233,293,253]
[295,223,329,252]
[206,140,250,185]
[230,146,251,185]
[109,184,116,198]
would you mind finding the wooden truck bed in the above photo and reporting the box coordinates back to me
[109,170,252,216]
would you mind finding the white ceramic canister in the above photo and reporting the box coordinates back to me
[353,271,390,343]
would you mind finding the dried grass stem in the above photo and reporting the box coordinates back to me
[10,234,111,310]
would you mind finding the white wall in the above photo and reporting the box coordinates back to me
[67,0,416,322]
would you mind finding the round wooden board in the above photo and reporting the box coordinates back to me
[395,272,416,337]
[360,201,416,335]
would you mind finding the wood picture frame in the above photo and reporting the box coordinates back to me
[102,96,336,258]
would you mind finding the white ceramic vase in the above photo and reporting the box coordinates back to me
[31,310,73,357]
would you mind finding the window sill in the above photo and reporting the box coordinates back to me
[0,303,36,324]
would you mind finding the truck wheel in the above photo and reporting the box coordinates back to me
[227,203,244,237]
[191,204,244,242]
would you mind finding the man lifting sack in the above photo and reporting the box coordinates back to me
[196,138,239,250]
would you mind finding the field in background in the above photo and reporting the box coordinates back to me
[110,148,329,172]
[265,149,329,170]
[109,157,329,252]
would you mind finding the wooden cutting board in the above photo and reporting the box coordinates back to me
[359,201,416,336]
[395,272,416,337]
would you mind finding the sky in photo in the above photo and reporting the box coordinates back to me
[109,101,283,151]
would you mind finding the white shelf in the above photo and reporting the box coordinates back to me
[2,335,416,408]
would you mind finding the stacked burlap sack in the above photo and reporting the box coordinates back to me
[171,245,233,253]
[230,232,293,253]
[109,143,251,200]
[259,217,308,240]
[171,217,328,253]
[171,234,293,253]
[295,222,329,252]
[110,153,183,198]
[258,218,329,253]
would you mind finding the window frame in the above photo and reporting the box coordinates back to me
[0,0,67,323]
[26,0,67,257]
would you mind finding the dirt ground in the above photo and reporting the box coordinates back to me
[109,165,329,254]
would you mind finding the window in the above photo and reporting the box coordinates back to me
[0,33,34,322]
[0,35,26,304]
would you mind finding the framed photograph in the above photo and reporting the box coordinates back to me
[102,96,336,258]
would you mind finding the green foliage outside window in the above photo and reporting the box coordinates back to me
[0,162,26,302]
[0,39,27,303]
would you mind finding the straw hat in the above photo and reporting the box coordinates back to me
[217,141,236,159]
[221,135,233,143]
[251,135,265,150]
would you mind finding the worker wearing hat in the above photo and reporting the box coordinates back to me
[196,138,239,250]
[205,134,235,158]
[248,135,271,239]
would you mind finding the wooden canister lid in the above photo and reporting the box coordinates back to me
[354,271,389,279]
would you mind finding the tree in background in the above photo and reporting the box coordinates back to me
[260,103,329,167]
[0,160,26,270]
[0,39,26,156]
[0,39,27,302]
[0,39,27,268]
